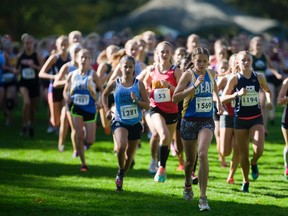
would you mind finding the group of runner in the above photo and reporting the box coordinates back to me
[1,30,288,212]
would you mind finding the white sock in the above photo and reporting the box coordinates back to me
[284,146,288,168]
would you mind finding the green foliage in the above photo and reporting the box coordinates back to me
[0,0,287,39]
[0,0,148,39]
[224,0,288,25]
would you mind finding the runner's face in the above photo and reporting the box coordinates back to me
[78,51,91,67]
[157,44,171,62]
[121,60,135,78]
[237,53,252,71]
[193,54,209,72]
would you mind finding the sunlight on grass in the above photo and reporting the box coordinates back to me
[0,107,288,215]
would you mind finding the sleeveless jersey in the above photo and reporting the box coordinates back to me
[149,65,178,114]
[182,70,214,118]
[234,72,261,118]
[252,54,267,74]
[52,54,70,75]
[114,78,143,125]
[17,51,40,82]
[70,69,97,113]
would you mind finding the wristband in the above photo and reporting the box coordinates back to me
[133,98,139,104]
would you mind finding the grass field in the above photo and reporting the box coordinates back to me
[0,102,288,216]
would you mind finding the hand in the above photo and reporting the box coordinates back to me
[217,101,225,115]
[106,110,113,120]
[266,102,273,110]
[276,73,283,80]
[237,88,246,96]
[160,80,169,88]
[195,75,204,87]
[95,102,102,110]
[130,92,137,100]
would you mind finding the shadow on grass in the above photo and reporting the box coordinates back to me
[0,184,287,216]
[0,158,184,181]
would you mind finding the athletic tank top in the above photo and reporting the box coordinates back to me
[234,72,261,118]
[150,65,178,114]
[182,70,214,118]
[70,69,97,113]
[114,78,143,125]
[52,54,70,75]
[17,51,40,82]
[252,54,267,74]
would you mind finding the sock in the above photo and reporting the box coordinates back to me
[159,145,170,168]
[284,146,288,167]
[117,168,125,179]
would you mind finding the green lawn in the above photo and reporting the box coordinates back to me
[0,103,287,216]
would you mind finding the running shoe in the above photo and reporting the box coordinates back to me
[227,177,234,184]
[58,144,65,152]
[115,176,123,191]
[251,164,259,180]
[177,164,184,171]
[80,164,88,172]
[221,161,227,168]
[47,125,55,134]
[72,151,79,158]
[198,196,211,211]
[154,166,167,183]
[192,172,198,185]
[104,127,111,135]
[183,184,194,201]
[148,159,158,174]
[84,143,90,150]
[241,182,249,192]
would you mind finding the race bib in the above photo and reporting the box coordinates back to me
[2,73,15,83]
[120,104,139,120]
[154,88,170,103]
[74,94,89,105]
[196,97,212,112]
[22,68,35,79]
[241,92,259,106]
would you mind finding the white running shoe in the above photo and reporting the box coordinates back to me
[183,185,194,201]
[58,144,64,152]
[148,159,158,174]
[198,196,211,211]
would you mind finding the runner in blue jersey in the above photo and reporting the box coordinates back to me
[64,49,103,172]
[102,55,149,191]
[221,51,272,192]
